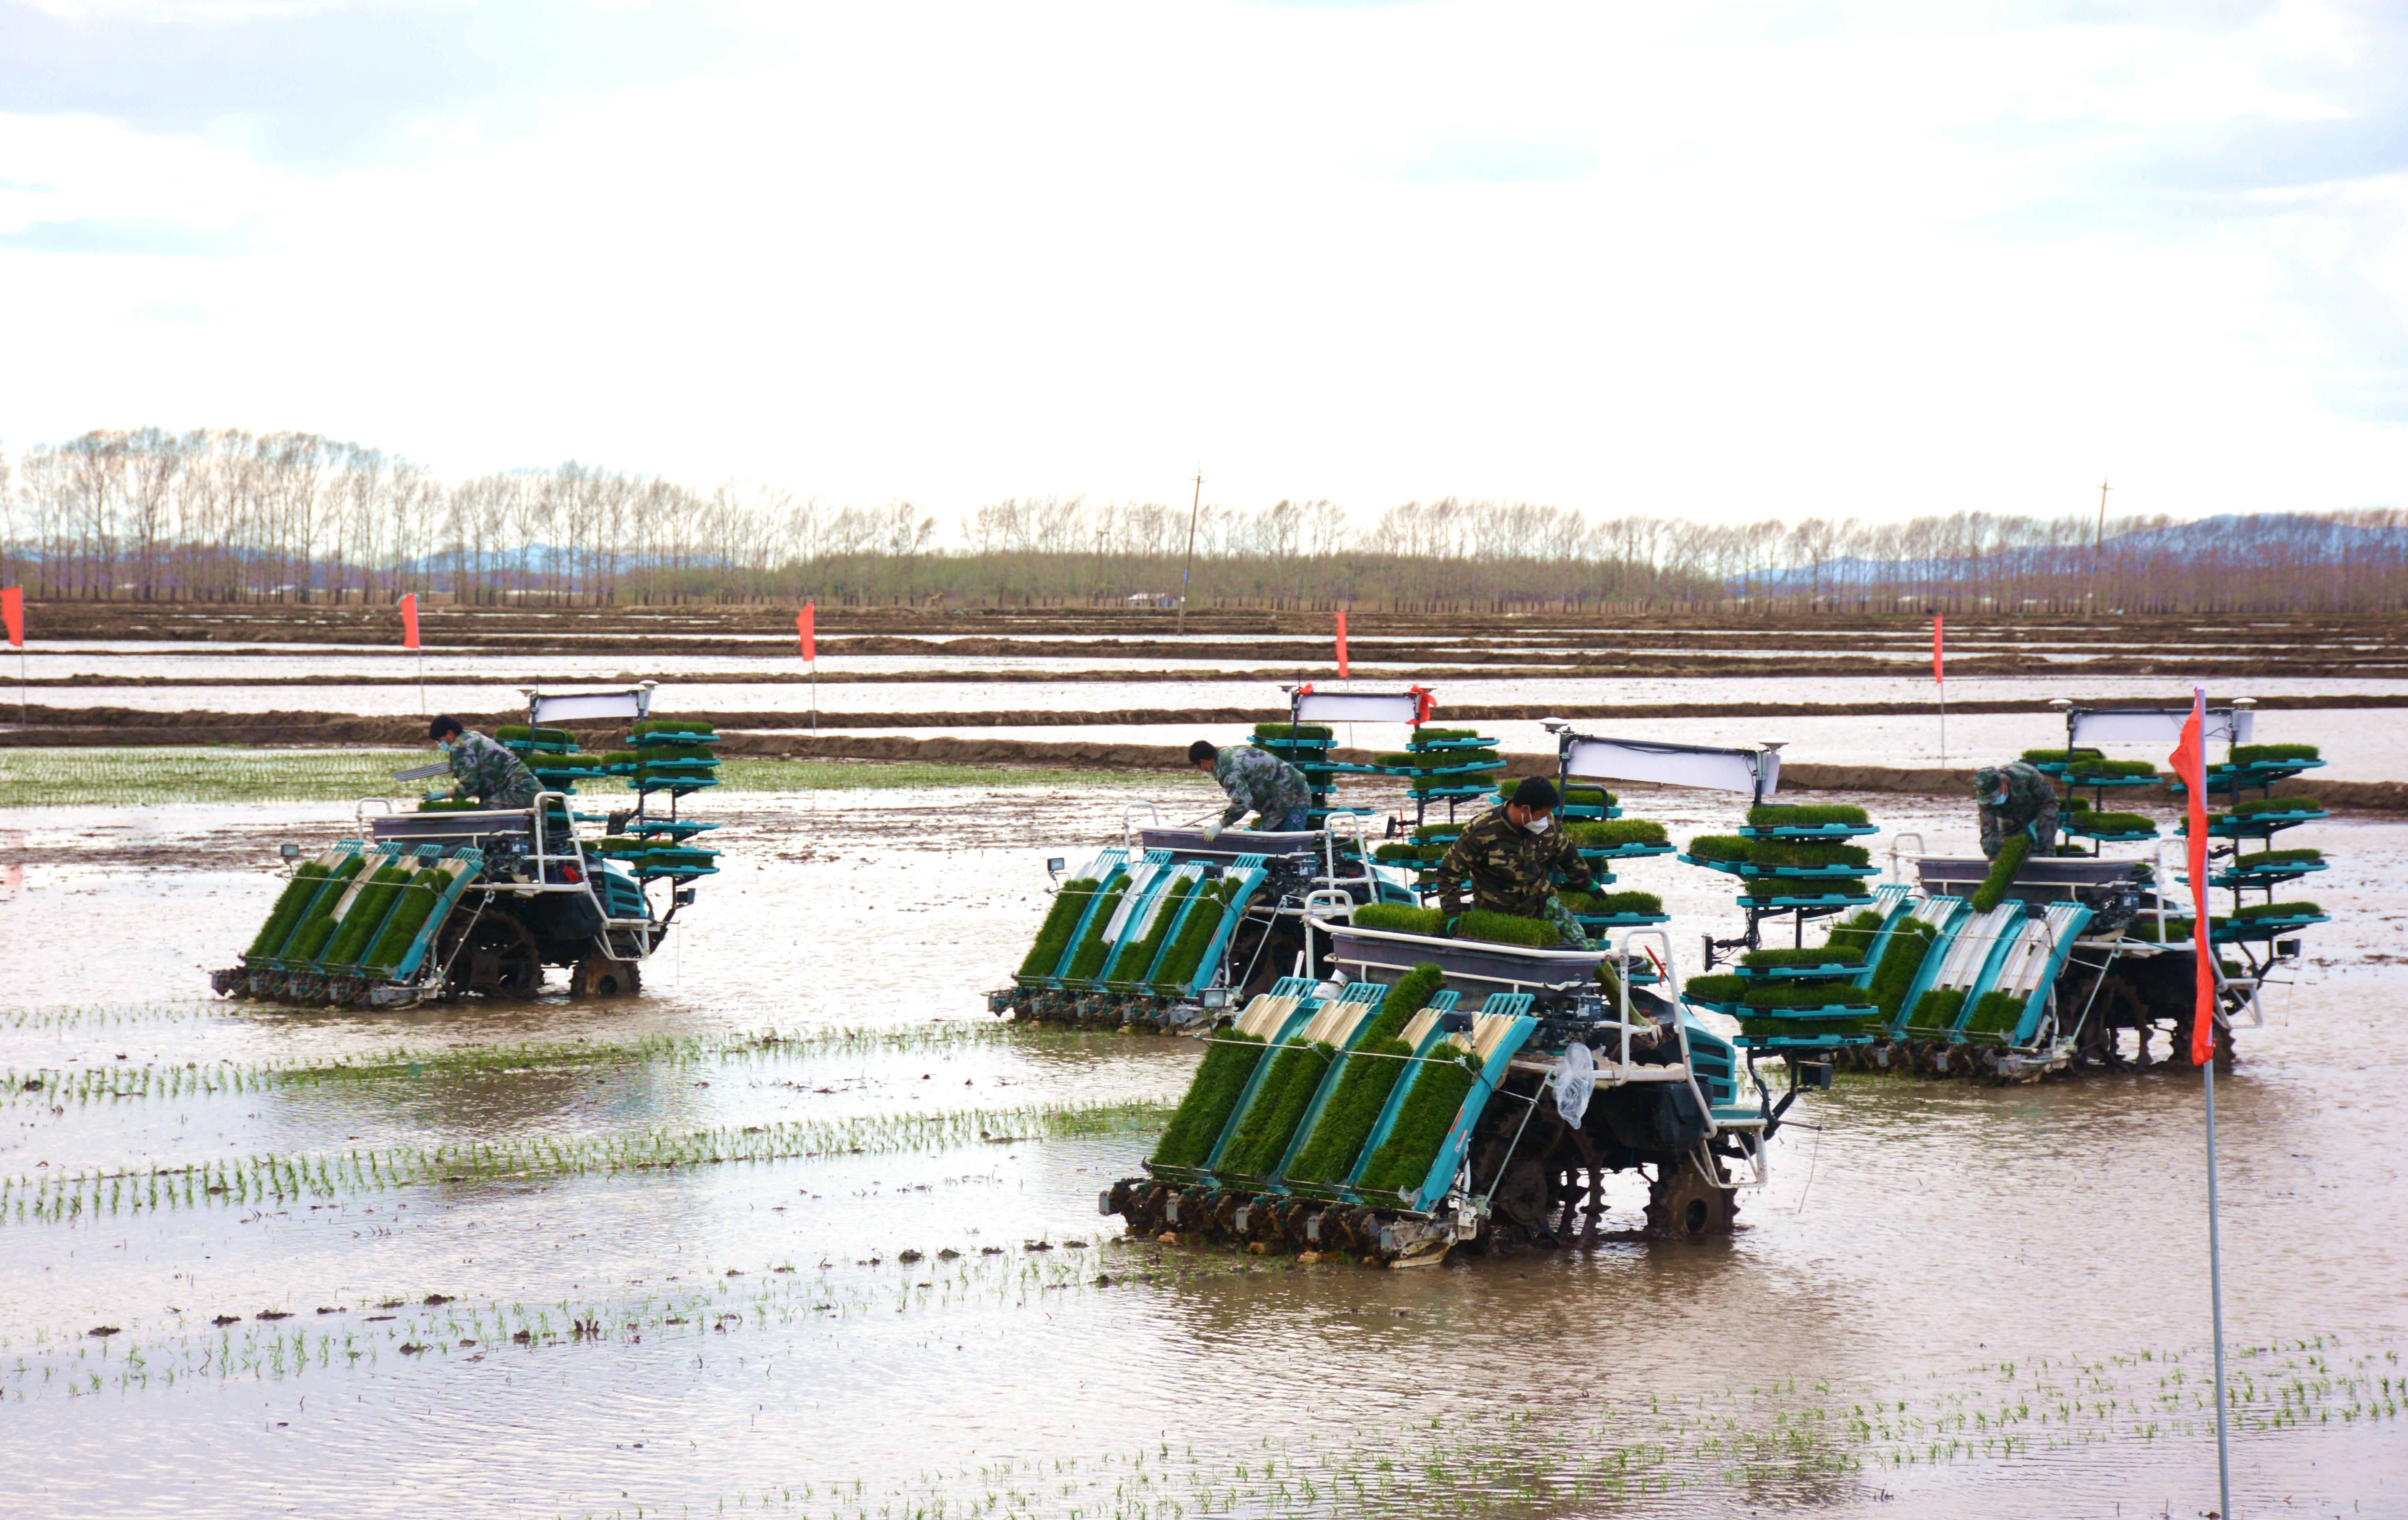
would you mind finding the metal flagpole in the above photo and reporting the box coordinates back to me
[2204,1046,2234,1518]
[1176,470,1202,635]
[2193,682,2234,1520]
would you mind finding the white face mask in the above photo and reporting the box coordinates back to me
[1527,812,1552,833]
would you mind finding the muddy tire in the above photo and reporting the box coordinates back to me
[1645,1151,1739,1239]
[571,954,641,998]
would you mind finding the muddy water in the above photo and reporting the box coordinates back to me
[0,782,2402,1518]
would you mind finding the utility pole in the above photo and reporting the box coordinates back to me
[1176,468,1202,633]
[2089,475,2112,614]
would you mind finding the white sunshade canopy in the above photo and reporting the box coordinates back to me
[525,684,657,725]
[2069,706,2253,747]
[1562,735,1778,797]
[1291,691,1424,724]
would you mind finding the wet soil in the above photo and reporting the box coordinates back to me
[0,779,2403,1516]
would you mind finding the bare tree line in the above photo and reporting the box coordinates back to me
[2,428,2401,613]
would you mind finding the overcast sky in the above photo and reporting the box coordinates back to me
[1,0,2401,531]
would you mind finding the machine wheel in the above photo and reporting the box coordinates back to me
[438,909,541,999]
[571,953,641,998]
[1644,1151,1739,1239]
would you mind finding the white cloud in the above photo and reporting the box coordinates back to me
[0,0,2398,530]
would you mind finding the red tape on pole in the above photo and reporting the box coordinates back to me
[398,592,419,651]
[1335,610,1348,679]
[799,602,815,661]
[1,586,22,649]
[2167,689,2215,1065]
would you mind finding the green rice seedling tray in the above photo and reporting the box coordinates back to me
[2210,912,2326,941]
[1407,735,1495,750]
[1572,911,1670,927]
[629,819,718,838]
[1742,890,1877,909]
[1408,781,1497,799]
[1737,822,1879,839]
[1387,758,1501,778]
[2212,857,2326,887]
[2065,820,2158,842]
[1730,861,1881,880]
[1734,962,1863,979]
[2196,809,2324,837]
[1576,842,1676,861]
[1746,1031,1878,1049]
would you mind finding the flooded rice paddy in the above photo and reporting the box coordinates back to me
[1,762,2403,1518]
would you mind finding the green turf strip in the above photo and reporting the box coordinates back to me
[2232,796,2322,815]
[1745,803,1869,829]
[1458,910,1559,947]
[1061,881,1132,980]
[1868,922,1939,1022]
[1149,1031,1268,1169]
[1018,878,1101,978]
[1559,890,1663,917]
[2071,811,2156,834]
[1103,878,1197,981]
[2064,759,2158,779]
[2233,900,2322,919]
[1353,903,1444,935]
[1151,878,1244,988]
[1907,986,1966,1032]
[244,863,332,960]
[1963,989,2029,1037]
[2230,743,2319,764]
[318,865,414,967]
[1970,835,2030,913]
[1283,965,1445,1185]
[1565,818,1666,848]
[1354,1050,1483,1199]
[1215,1039,1336,1178]
[363,868,450,975]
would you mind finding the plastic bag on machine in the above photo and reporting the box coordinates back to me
[1555,1041,1596,1127]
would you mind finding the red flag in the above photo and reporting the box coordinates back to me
[2167,687,2216,1065]
[1,587,21,649]
[1335,610,1349,679]
[398,592,419,651]
[1931,614,1943,684]
[798,602,815,662]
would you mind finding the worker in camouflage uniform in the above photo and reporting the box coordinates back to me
[1189,739,1313,837]
[1431,777,1599,947]
[429,715,541,809]
[1974,760,2059,860]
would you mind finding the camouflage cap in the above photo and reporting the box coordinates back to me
[1973,766,2007,803]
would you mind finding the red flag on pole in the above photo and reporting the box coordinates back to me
[798,602,815,661]
[2167,687,2216,1065]
[1,587,21,648]
[1334,610,1348,679]
[398,592,419,651]
[1931,614,1943,684]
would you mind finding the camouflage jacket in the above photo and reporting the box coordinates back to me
[1978,760,2060,858]
[447,730,541,808]
[1213,744,1313,829]
[1431,804,1596,917]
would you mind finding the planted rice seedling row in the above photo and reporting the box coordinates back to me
[0,1097,1174,1223]
[479,1332,2397,1520]
[0,1022,1101,1109]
